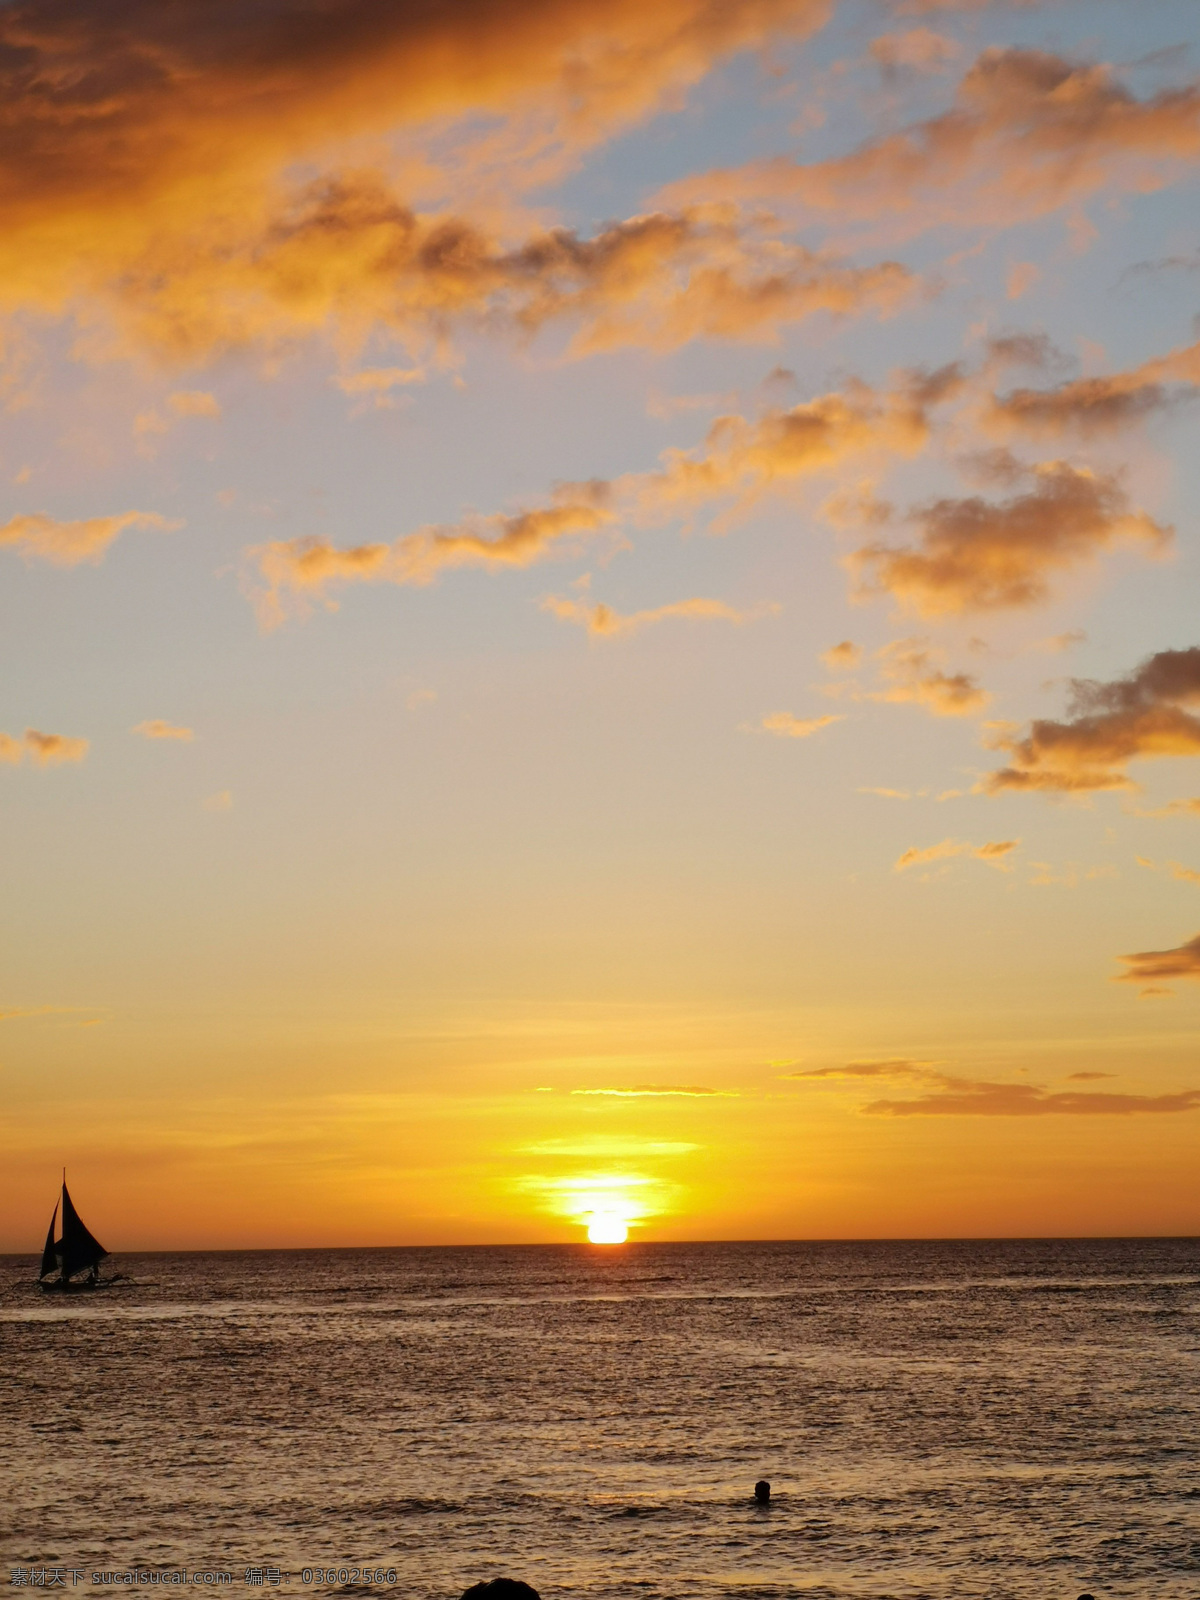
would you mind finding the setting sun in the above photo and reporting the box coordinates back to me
[586,1213,629,1245]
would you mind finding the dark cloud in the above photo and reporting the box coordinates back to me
[987,335,1200,437]
[787,1056,1200,1113]
[1115,931,1200,985]
[866,1080,1200,1115]
[985,647,1200,793]
[0,0,837,356]
[850,461,1169,615]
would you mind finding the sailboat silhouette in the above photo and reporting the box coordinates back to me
[38,1172,118,1292]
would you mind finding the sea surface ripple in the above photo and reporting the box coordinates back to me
[2,1239,1198,1599]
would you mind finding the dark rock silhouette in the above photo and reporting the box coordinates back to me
[754,1479,771,1504]
[461,1582,541,1600]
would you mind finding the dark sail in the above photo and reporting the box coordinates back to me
[39,1204,59,1281]
[59,1182,108,1278]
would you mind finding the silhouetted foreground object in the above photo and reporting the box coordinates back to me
[461,1582,541,1600]
[38,1174,115,1292]
[1077,1594,1097,1599]
[754,1480,771,1504]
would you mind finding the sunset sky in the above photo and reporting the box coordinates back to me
[3,0,1200,1250]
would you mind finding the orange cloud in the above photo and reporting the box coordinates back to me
[0,0,834,358]
[114,181,918,361]
[894,837,1017,871]
[1115,931,1200,986]
[663,48,1200,235]
[1006,261,1040,300]
[988,334,1200,437]
[872,638,989,716]
[821,639,863,670]
[1130,797,1200,820]
[1135,855,1200,888]
[248,485,615,627]
[0,511,182,568]
[868,1080,1200,1116]
[249,370,949,624]
[849,462,1168,615]
[133,721,195,741]
[784,1059,938,1079]
[985,647,1200,794]
[788,1058,1200,1114]
[13,730,90,767]
[334,366,427,395]
[168,390,221,418]
[540,593,776,638]
[757,712,845,739]
[630,376,938,520]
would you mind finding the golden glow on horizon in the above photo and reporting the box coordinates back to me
[524,1171,660,1233]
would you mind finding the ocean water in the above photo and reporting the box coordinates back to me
[1,1239,1198,1600]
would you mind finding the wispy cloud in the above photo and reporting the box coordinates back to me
[246,368,950,625]
[870,1080,1200,1116]
[1115,931,1200,989]
[894,837,1018,871]
[571,1084,739,1097]
[1,729,89,767]
[782,1059,939,1080]
[0,1004,95,1024]
[755,712,845,740]
[872,638,990,716]
[541,593,777,638]
[821,637,990,719]
[0,511,181,568]
[1129,797,1200,820]
[786,1057,1200,1115]
[662,47,1200,235]
[247,485,616,628]
[133,720,195,741]
[1135,855,1200,887]
[821,640,863,671]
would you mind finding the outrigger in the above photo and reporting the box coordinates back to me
[38,1172,120,1292]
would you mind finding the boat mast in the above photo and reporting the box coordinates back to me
[60,1167,68,1287]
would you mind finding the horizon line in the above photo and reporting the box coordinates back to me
[3,1231,1198,1259]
